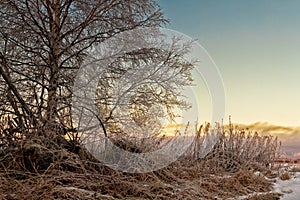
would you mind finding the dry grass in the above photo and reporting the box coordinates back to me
[189,122,281,174]
[0,123,282,199]
[279,171,291,181]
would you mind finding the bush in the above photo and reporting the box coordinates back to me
[0,120,282,199]
[279,171,291,180]
[187,122,281,174]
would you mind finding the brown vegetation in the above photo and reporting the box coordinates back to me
[0,123,281,200]
[0,1,284,199]
[190,122,280,174]
[279,172,291,181]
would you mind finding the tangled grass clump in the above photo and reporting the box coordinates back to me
[191,122,281,174]
[0,122,282,200]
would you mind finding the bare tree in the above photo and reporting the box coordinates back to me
[0,0,195,148]
[94,38,194,138]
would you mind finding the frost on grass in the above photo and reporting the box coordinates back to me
[0,123,282,199]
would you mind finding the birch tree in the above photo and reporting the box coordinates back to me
[0,0,194,147]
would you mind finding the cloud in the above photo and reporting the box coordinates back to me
[232,122,300,157]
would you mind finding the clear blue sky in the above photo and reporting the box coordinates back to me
[158,0,300,126]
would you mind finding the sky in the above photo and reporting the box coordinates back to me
[158,0,300,127]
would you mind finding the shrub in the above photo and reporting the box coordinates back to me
[187,121,281,174]
[279,171,291,180]
[0,119,282,199]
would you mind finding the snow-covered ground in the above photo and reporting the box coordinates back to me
[273,172,300,200]
[230,165,300,200]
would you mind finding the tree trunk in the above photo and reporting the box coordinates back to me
[45,0,61,136]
